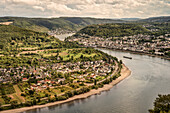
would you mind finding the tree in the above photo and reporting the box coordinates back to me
[65,91,74,98]
[48,96,51,102]
[54,94,58,101]
[28,89,35,95]
[94,79,97,85]
[120,60,122,64]
[47,87,50,92]
[80,55,83,59]
[149,94,170,113]
[33,98,37,105]
[37,96,41,103]
[71,56,74,61]
[10,100,18,108]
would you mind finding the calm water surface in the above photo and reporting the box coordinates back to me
[54,33,74,41]
[24,47,170,113]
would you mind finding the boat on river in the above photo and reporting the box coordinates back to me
[123,56,132,59]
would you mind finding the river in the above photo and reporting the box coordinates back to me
[24,36,170,113]
[54,33,75,41]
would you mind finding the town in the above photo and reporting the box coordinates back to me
[0,60,115,88]
[48,28,75,35]
[67,34,170,58]
[0,44,123,109]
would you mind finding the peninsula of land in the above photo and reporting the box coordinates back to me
[0,64,131,113]
[0,25,130,112]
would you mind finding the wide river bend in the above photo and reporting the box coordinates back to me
[24,35,170,113]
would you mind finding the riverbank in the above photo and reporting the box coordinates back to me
[1,64,131,113]
[96,47,170,60]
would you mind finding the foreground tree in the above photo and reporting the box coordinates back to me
[149,94,170,113]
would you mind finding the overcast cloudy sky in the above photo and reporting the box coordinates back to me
[1,0,170,18]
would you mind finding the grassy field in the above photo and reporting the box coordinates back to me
[13,85,25,103]
[0,97,5,105]
[11,94,22,103]
[16,48,100,62]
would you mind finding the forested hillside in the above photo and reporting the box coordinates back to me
[0,25,79,55]
[0,16,169,33]
[75,23,151,38]
[0,17,125,32]
[60,17,124,26]
[138,16,170,22]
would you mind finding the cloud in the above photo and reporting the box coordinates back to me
[0,0,170,18]
[33,6,45,11]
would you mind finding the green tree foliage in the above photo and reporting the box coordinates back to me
[10,100,18,108]
[149,94,170,113]
[0,84,15,95]
[0,17,125,32]
[76,23,151,38]
[0,25,79,55]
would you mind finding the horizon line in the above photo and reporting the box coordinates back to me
[0,15,170,20]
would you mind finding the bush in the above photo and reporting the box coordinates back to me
[97,83,104,88]
[73,90,78,95]
[24,101,32,106]
[0,84,15,95]
[102,79,110,84]
[112,76,117,80]
[37,100,47,105]
[58,96,67,101]
[65,91,74,98]
[21,93,26,97]
[2,95,11,104]
[45,93,49,97]
[69,83,79,89]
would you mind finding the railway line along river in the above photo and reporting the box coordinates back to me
[24,36,170,113]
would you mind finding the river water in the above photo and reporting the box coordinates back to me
[24,36,170,113]
[54,33,75,41]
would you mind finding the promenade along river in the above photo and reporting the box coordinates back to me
[24,35,170,113]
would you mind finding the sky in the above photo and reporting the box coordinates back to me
[1,0,170,18]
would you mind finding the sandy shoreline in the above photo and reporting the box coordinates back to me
[1,64,131,113]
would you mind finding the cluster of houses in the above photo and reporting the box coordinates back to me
[0,60,114,90]
[68,34,170,57]
[48,28,75,35]
[142,24,159,32]
[29,79,65,90]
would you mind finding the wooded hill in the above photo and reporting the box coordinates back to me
[0,25,79,55]
[0,16,169,33]
[138,16,170,23]
[74,23,151,38]
[73,22,170,38]
[0,25,116,70]
[0,17,125,32]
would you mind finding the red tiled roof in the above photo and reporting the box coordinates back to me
[23,78,27,80]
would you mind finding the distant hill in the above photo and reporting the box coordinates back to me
[60,17,124,25]
[74,23,151,38]
[120,18,140,21]
[0,17,77,32]
[0,17,125,32]
[0,25,79,52]
[138,16,170,22]
[0,24,41,47]
[0,16,169,33]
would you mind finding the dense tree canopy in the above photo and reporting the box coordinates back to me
[149,94,170,113]
[76,23,151,38]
